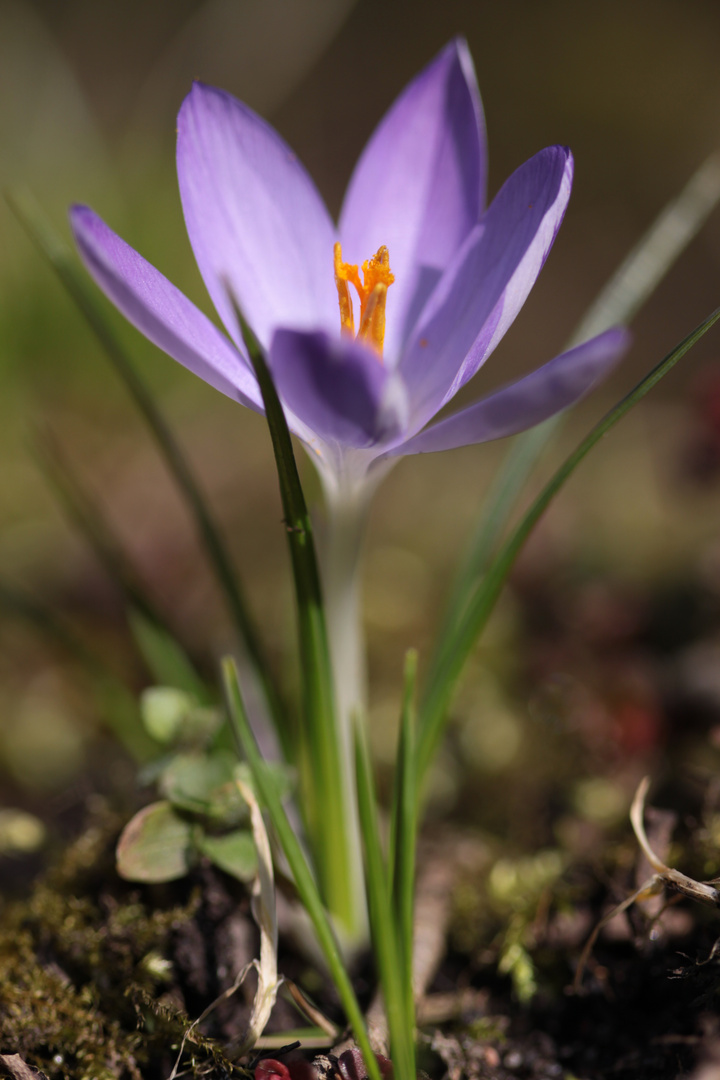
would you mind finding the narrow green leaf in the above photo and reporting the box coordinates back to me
[428,424,550,678]
[32,426,169,631]
[433,153,720,677]
[568,152,720,346]
[355,717,415,1080]
[234,308,353,928]
[31,427,210,699]
[233,760,296,806]
[129,609,208,701]
[0,580,155,761]
[389,650,419,1039]
[0,580,97,667]
[88,671,159,762]
[221,657,381,1080]
[418,308,720,781]
[6,188,287,750]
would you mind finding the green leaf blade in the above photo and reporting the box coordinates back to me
[0,580,156,761]
[390,650,419,1040]
[234,310,356,931]
[418,307,720,782]
[222,658,381,1080]
[355,717,415,1080]
[129,610,208,701]
[429,154,720,719]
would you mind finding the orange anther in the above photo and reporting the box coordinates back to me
[333,242,394,358]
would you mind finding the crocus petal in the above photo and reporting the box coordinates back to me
[339,38,486,363]
[70,205,262,409]
[389,327,630,457]
[400,145,574,432]
[177,82,338,351]
[268,329,408,450]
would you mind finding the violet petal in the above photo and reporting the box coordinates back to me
[70,205,262,409]
[268,329,407,449]
[400,145,574,432]
[390,327,630,457]
[177,82,338,351]
[339,38,486,365]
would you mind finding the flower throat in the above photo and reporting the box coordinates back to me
[334,243,395,359]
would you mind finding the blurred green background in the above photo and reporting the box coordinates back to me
[3,0,720,843]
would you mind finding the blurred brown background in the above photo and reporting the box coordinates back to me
[2,0,720,809]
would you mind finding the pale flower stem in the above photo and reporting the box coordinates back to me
[319,485,372,942]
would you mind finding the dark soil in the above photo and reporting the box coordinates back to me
[428,920,720,1080]
[2,799,720,1080]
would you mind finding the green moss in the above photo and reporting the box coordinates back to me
[466,1017,508,1045]
[0,819,242,1079]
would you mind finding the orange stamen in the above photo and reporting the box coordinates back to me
[334,242,358,337]
[333,242,394,358]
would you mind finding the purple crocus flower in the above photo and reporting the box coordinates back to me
[70,39,629,502]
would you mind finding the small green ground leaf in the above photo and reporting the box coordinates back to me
[141,686,222,746]
[160,751,248,825]
[116,801,197,882]
[198,830,257,882]
[0,809,47,854]
[140,687,196,743]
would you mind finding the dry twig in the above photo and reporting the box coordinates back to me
[574,776,720,992]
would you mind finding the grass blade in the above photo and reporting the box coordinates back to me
[31,426,209,699]
[432,153,720,669]
[234,310,356,931]
[418,307,720,781]
[6,188,286,746]
[32,427,169,628]
[568,152,720,346]
[0,581,155,761]
[128,610,208,701]
[389,650,419,1036]
[354,715,415,1080]
[222,658,381,1080]
[427,428,547,688]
